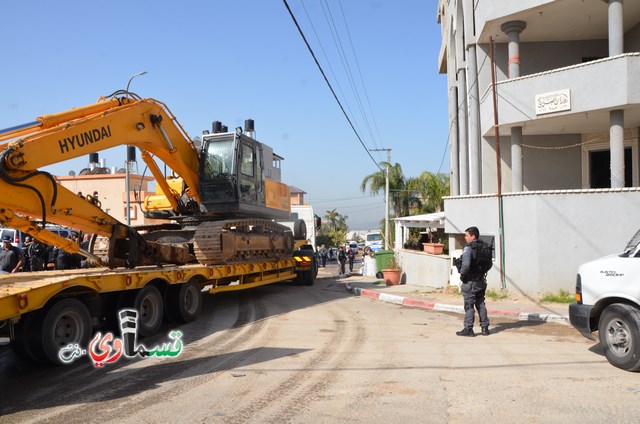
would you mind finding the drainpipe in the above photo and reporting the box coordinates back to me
[490,37,506,290]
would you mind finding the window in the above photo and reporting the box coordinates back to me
[205,139,234,178]
[581,133,638,188]
[241,144,255,177]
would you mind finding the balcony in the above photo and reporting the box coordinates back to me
[479,53,640,137]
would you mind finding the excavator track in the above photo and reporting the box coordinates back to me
[193,219,294,265]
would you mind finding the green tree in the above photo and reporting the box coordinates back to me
[317,209,348,247]
[361,162,417,218]
[408,171,450,213]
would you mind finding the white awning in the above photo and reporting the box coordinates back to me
[393,212,445,229]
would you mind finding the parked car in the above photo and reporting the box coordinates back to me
[569,228,640,371]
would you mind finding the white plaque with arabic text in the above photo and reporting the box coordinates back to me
[535,89,571,115]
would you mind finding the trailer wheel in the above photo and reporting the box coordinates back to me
[134,285,164,337]
[39,299,92,365]
[10,310,44,362]
[598,304,640,372]
[165,281,202,323]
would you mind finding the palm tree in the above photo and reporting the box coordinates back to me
[361,162,415,217]
[408,171,450,213]
[324,209,339,231]
[321,209,348,247]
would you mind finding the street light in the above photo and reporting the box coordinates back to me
[124,71,147,225]
[126,71,147,94]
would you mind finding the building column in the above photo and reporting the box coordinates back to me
[610,110,625,188]
[608,0,625,188]
[511,127,523,191]
[466,43,481,194]
[608,0,624,56]
[457,66,469,195]
[501,21,527,79]
[463,0,481,194]
[502,20,526,192]
[448,84,460,196]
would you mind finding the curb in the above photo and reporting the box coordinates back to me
[352,287,569,325]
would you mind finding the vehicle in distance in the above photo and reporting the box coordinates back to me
[364,231,383,252]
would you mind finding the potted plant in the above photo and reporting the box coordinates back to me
[422,232,444,255]
[382,255,402,286]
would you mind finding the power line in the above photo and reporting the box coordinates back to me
[320,0,377,153]
[282,0,382,171]
[299,0,361,137]
[337,0,384,153]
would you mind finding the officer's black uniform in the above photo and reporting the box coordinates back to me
[457,240,490,336]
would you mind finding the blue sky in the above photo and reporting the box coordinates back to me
[0,0,447,230]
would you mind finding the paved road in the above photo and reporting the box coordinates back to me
[1,272,639,423]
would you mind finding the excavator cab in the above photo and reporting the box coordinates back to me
[199,131,288,220]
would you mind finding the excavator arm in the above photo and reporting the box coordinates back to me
[0,93,202,267]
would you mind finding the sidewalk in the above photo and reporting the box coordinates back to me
[319,265,570,325]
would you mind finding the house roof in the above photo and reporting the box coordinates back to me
[393,212,445,229]
[289,186,306,194]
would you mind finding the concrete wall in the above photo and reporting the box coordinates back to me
[444,189,640,293]
[481,134,583,193]
[398,249,450,288]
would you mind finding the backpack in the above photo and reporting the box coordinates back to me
[470,239,493,274]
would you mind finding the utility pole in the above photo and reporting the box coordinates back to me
[124,71,147,225]
[371,148,391,250]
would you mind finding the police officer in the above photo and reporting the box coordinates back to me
[337,246,347,275]
[0,235,23,273]
[456,226,490,337]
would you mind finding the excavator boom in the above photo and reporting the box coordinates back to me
[0,92,295,268]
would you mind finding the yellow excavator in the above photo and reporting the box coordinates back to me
[0,91,302,268]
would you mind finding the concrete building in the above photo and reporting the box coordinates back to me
[438,0,640,292]
[56,172,159,226]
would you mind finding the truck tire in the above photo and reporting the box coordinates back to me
[165,281,202,323]
[134,285,164,338]
[300,270,315,286]
[10,310,45,362]
[39,299,92,365]
[598,304,640,372]
[293,219,307,240]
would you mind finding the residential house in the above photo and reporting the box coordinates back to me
[438,0,640,292]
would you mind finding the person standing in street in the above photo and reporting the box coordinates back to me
[28,238,48,271]
[337,245,347,275]
[0,235,24,273]
[456,226,490,337]
[21,236,32,272]
[347,247,355,272]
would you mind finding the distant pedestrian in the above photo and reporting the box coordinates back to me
[337,246,347,275]
[21,236,33,272]
[320,248,327,267]
[28,239,48,271]
[456,226,490,337]
[54,234,82,270]
[347,247,355,272]
[0,235,23,273]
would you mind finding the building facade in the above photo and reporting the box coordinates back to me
[438,0,640,292]
[56,173,159,226]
